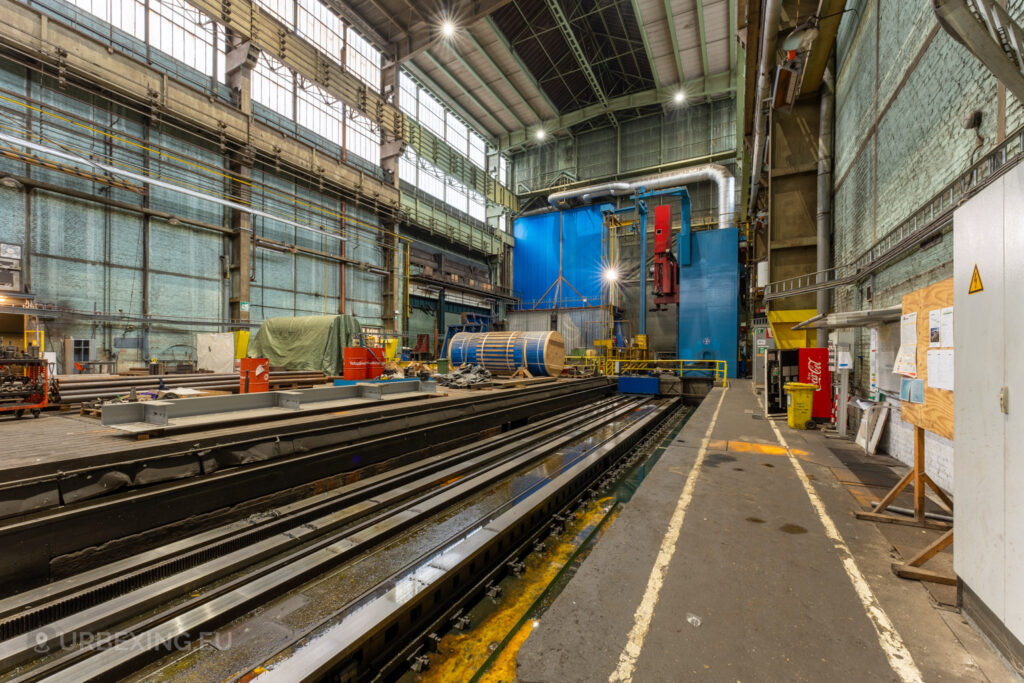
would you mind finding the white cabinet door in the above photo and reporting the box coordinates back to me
[953,172,1006,620]
[1001,164,1024,639]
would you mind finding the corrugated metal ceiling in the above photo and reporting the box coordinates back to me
[336,0,735,141]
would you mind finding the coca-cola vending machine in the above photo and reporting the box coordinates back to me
[798,348,831,419]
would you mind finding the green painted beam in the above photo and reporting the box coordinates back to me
[696,0,710,81]
[663,0,686,84]
[463,28,543,122]
[419,51,509,135]
[498,71,734,150]
[629,0,662,89]
[439,43,527,129]
[729,0,737,72]
[484,16,559,116]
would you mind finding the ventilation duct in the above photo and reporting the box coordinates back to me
[546,163,735,229]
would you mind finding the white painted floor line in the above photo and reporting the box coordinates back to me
[765,411,925,683]
[608,387,728,683]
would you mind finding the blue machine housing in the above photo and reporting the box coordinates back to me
[617,376,660,394]
[677,228,739,378]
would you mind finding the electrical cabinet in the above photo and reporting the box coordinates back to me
[953,161,1024,653]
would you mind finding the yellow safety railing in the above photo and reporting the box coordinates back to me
[563,356,728,387]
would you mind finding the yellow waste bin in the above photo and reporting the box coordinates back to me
[784,382,818,430]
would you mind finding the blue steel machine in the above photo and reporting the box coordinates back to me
[676,227,739,378]
[512,186,739,379]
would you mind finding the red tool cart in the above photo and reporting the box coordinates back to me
[0,352,48,418]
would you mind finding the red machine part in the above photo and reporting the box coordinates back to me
[652,204,678,309]
[239,357,270,393]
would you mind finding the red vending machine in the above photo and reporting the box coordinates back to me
[798,348,831,419]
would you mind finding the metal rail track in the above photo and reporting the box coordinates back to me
[0,379,614,593]
[0,397,630,637]
[262,398,683,682]
[0,397,656,681]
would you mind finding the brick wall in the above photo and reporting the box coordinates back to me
[832,0,1022,482]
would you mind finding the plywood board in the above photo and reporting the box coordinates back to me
[900,278,954,440]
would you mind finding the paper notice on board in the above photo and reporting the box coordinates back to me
[894,344,917,377]
[940,306,953,347]
[929,309,941,347]
[901,312,918,345]
[927,348,955,391]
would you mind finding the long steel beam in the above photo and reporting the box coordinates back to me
[664,0,686,83]
[419,50,511,134]
[463,27,544,121]
[696,0,711,81]
[441,42,527,128]
[484,17,559,117]
[629,0,663,89]
[498,72,735,150]
[544,0,609,107]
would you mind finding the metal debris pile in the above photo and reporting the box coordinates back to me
[433,364,492,388]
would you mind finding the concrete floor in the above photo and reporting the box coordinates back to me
[517,380,1016,682]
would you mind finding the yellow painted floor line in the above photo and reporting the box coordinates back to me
[608,388,728,683]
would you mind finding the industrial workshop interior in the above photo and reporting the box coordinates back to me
[1,0,1024,680]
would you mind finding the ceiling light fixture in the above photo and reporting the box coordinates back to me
[535,128,546,141]
[441,20,456,38]
[673,90,686,104]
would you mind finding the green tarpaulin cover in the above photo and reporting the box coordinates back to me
[247,315,362,375]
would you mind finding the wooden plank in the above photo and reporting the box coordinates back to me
[899,278,954,440]
[855,510,952,530]
[893,564,957,585]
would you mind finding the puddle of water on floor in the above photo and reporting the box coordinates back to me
[779,523,808,534]
[745,517,765,524]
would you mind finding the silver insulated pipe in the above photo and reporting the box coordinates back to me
[546,163,735,229]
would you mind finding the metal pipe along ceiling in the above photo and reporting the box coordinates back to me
[747,0,782,219]
[545,163,736,229]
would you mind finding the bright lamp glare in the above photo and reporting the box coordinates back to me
[535,128,546,141]
[603,267,619,282]
[673,90,686,104]
[441,21,456,38]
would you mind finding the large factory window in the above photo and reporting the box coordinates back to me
[346,27,380,92]
[399,71,419,118]
[469,132,486,169]
[446,112,468,157]
[347,111,380,166]
[418,90,446,140]
[253,0,294,27]
[252,52,295,120]
[297,0,344,59]
[446,180,469,215]
[296,79,343,146]
[67,0,145,37]
[148,0,217,76]
[469,191,486,223]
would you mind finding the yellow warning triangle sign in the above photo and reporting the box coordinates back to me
[969,265,984,294]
